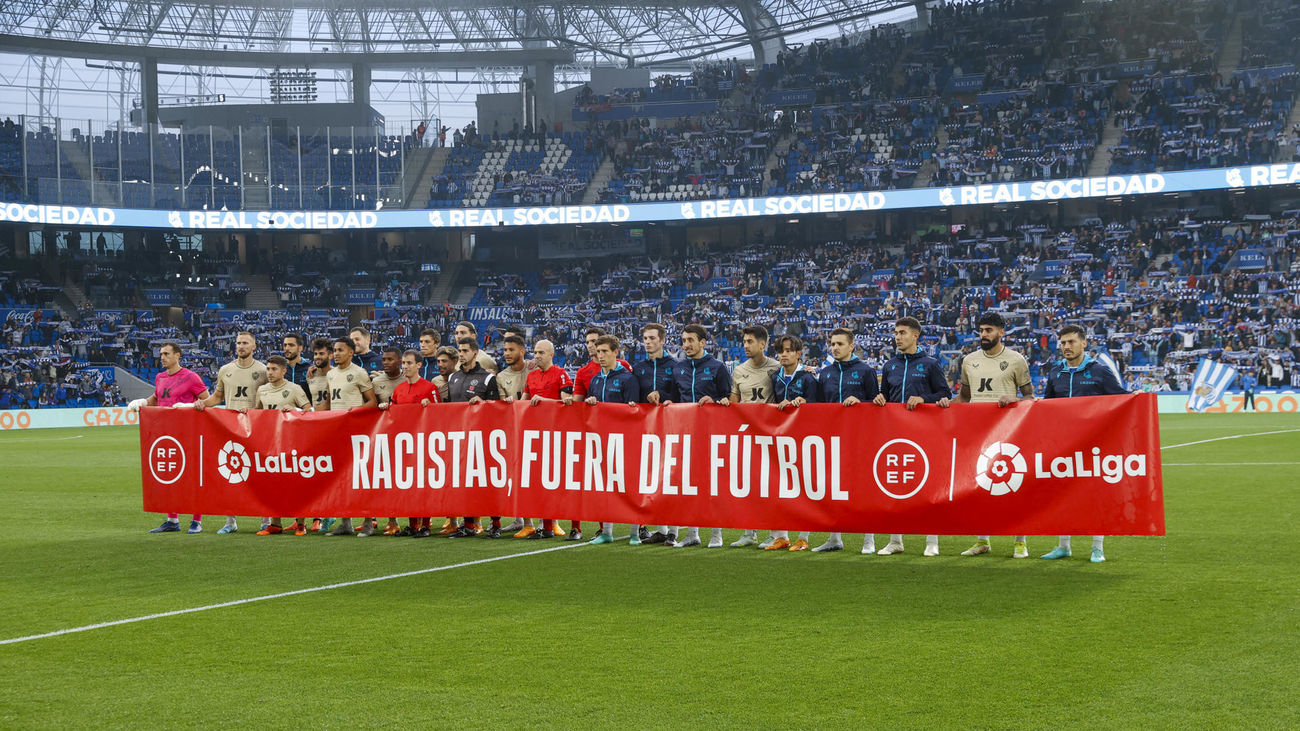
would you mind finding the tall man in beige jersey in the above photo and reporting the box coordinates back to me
[324,336,377,536]
[954,312,1034,558]
[195,331,268,534]
[362,347,404,536]
[729,325,781,548]
[253,355,312,536]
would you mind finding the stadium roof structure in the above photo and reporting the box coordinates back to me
[0,0,918,68]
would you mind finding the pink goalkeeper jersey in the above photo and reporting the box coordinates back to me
[154,367,207,407]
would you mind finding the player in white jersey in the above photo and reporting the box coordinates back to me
[728,325,781,548]
[324,336,377,536]
[360,346,404,537]
[954,312,1034,558]
[253,355,312,536]
[195,331,267,535]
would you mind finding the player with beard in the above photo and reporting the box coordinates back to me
[447,336,501,538]
[323,337,378,536]
[872,317,951,557]
[494,333,539,535]
[134,342,211,534]
[360,347,404,537]
[195,331,268,535]
[350,326,380,371]
[307,337,333,413]
[282,333,312,396]
[454,321,498,373]
[1039,324,1126,563]
[955,312,1033,558]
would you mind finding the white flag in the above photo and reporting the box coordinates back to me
[1186,359,1238,413]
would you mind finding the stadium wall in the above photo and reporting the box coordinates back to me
[2,392,1298,431]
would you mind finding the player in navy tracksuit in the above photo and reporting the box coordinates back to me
[636,323,681,545]
[760,334,822,552]
[872,317,953,557]
[814,328,879,553]
[670,324,732,548]
[585,335,641,546]
[1040,324,1127,563]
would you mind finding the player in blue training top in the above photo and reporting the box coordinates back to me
[670,323,732,549]
[1040,324,1127,563]
[761,333,822,552]
[814,327,880,554]
[872,317,952,557]
[635,322,681,546]
[585,334,641,546]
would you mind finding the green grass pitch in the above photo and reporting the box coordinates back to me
[0,414,1297,727]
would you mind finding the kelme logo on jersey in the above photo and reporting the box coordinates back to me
[215,439,334,484]
[976,441,1149,493]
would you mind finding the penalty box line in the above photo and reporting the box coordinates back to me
[0,539,603,647]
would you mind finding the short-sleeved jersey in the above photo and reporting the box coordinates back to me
[255,380,310,410]
[154,367,206,407]
[495,363,535,401]
[326,362,373,410]
[730,357,781,403]
[217,359,268,410]
[526,365,573,400]
[369,371,402,405]
[960,346,1031,403]
[307,369,330,409]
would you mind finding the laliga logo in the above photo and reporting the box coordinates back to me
[976,441,1026,496]
[1225,168,1245,188]
[217,440,251,484]
[939,188,956,206]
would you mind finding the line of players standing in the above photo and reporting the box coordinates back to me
[138,312,1125,562]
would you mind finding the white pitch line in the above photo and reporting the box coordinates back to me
[1165,462,1300,466]
[1161,428,1300,451]
[0,435,85,443]
[0,540,594,646]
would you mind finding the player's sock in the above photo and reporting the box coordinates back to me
[570,521,581,533]
[925,535,939,549]
[601,522,613,534]
[977,535,990,541]
[686,527,700,540]
[1059,535,1072,549]
[167,513,180,522]
[825,532,843,547]
[1014,535,1026,542]
[773,531,789,540]
[658,525,671,534]
[1092,535,1105,550]
[192,514,203,522]
[491,517,501,529]
[797,531,811,541]
[225,516,238,527]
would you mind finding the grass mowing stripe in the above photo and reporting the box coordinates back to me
[0,539,592,646]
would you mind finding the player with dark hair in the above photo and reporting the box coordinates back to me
[814,327,879,553]
[195,331,267,535]
[454,321,497,372]
[956,311,1034,558]
[282,333,312,395]
[764,334,820,551]
[585,334,641,545]
[135,342,211,534]
[872,317,951,557]
[566,326,629,540]
[417,328,442,382]
[496,332,538,535]
[447,335,501,538]
[1040,324,1127,563]
[671,323,732,548]
[307,337,333,413]
[254,354,312,536]
[359,346,405,537]
[729,324,780,548]
[382,349,441,537]
[635,322,679,544]
[323,336,378,536]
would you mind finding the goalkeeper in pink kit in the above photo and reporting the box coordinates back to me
[129,342,210,534]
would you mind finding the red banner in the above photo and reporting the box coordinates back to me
[139,394,1165,535]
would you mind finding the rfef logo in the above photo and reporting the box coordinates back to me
[873,439,930,499]
[149,436,186,484]
[976,441,1026,496]
[217,440,251,484]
